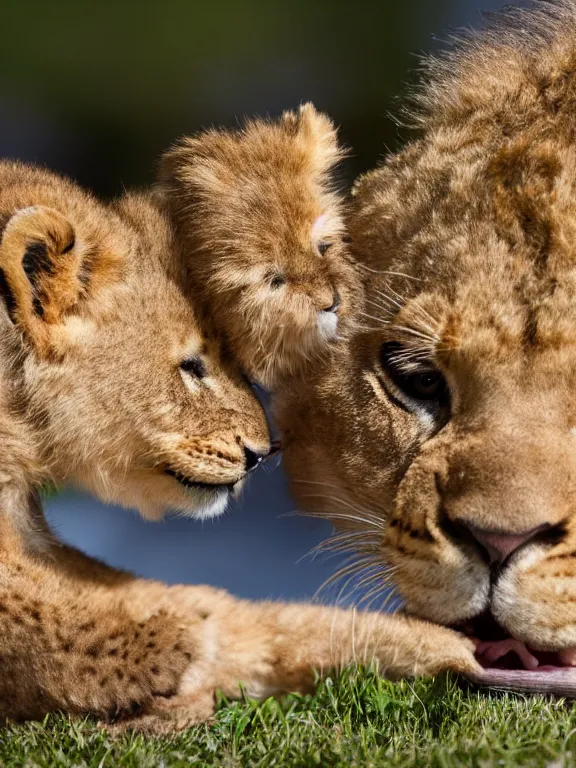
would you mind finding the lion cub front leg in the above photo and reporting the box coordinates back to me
[201,599,481,698]
[0,548,202,723]
[111,588,481,733]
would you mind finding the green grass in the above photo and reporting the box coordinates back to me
[0,671,574,767]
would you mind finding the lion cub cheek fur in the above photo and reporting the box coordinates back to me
[158,103,361,389]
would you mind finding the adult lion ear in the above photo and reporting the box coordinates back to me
[0,206,83,356]
[157,136,206,196]
[346,167,401,273]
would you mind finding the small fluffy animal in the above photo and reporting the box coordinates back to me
[158,103,361,388]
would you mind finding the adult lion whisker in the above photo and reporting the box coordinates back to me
[355,323,385,333]
[392,325,440,345]
[357,263,423,281]
[310,531,381,556]
[360,588,392,614]
[315,556,394,605]
[365,298,390,314]
[318,562,397,621]
[373,288,405,310]
[359,311,391,327]
[299,502,383,528]
[315,557,379,596]
[299,505,385,531]
[293,482,385,522]
[282,506,383,533]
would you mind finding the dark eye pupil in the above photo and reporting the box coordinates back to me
[414,372,441,396]
[270,275,286,289]
[180,357,206,378]
[318,242,331,256]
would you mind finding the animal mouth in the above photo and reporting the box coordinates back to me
[457,611,576,697]
[164,468,235,494]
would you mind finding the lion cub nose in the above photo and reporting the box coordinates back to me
[465,523,549,565]
[243,447,266,473]
[322,292,341,313]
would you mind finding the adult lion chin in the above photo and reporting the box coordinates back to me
[277,0,576,698]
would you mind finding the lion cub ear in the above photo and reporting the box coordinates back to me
[0,206,83,356]
[280,102,345,175]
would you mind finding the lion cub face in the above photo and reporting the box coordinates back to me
[0,166,270,521]
[159,103,360,389]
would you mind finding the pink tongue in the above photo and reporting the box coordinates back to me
[475,639,576,671]
[476,639,540,670]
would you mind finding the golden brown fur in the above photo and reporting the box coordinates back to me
[0,161,478,730]
[158,104,360,388]
[277,0,576,696]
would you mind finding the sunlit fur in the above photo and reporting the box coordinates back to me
[277,0,576,697]
[0,161,270,522]
[157,103,361,388]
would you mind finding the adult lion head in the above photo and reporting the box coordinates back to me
[278,0,576,694]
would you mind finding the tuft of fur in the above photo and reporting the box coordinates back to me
[408,0,576,136]
[158,103,361,389]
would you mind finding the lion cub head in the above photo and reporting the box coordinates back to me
[278,1,576,696]
[0,162,270,521]
[158,103,360,389]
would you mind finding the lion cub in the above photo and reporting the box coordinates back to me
[0,161,479,730]
[158,103,360,388]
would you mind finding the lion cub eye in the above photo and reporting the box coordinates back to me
[317,242,331,256]
[380,342,448,404]
[180,357,206,378]
[269,274,286,289]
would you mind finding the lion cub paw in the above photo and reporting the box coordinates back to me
[103,690,216,735]
[381,616,482,681]
[406,620,481,679]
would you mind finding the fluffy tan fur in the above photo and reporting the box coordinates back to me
[158,103,361,388]
[0,161,478,731]
[277,0,576,697]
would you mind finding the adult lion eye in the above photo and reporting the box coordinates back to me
[380,342,448,404]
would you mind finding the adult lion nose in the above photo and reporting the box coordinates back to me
[464,523,550,565]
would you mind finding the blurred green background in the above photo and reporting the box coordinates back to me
[1,0,503,197]
[4,0,508,599]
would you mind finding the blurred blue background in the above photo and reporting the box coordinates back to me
[4,0,507,600]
